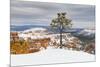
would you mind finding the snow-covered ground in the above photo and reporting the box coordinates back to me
[23,27,47,33]
[74,29,95,37]
[18,27,51,40]
[11,27,95,66]
[11,47,95,66]
[18,27,95,39]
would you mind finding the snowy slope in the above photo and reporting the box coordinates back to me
[73,29,95,38]
[23,27,47,33]
[11,47,95,66]
[18,27,51,40]
[79,29,95,36]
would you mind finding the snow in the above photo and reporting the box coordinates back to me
[18,27,51,40]
[11,47,95,66]
[23,27,47,33]
[18,28,95,40]
[18,33,51,40]
[78,29,95,35]
[11,28,95,66]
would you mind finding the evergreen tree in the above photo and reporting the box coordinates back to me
[50,12,72,48]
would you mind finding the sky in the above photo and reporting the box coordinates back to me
[11,0,95,28]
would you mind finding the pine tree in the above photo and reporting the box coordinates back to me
[50,12,72,48]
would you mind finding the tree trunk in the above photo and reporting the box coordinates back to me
[60,31,63,49]
[60,24,63,49]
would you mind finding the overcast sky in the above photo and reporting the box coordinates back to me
[11,0,95,28]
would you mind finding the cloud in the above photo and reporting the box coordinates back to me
[11,0,95,28]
